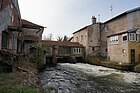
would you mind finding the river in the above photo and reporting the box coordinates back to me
[40,63,140,93]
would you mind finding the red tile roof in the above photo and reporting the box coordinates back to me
[42,41,83,47]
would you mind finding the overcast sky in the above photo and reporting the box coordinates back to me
[18,0,140,40]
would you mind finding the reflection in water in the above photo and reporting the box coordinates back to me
[40,63,140,93]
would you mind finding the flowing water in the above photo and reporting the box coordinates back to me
[40,63,140,93]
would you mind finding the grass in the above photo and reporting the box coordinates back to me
[17,87,36,93]
[0,71,41,93]
[0,86,36,93]
[87,56,135,71]
[0,72,24,93]
[0,67,44,93]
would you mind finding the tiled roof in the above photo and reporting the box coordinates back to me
[19,35,39,41]
[43,41,83,47]
[22,19,44,29]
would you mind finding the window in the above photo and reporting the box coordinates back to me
[81,35,83,42]
[11,33,16,50]
[73,48,81,54]
[109,35,119,44]
[2,31,7,49]
[78,48,81,53]
[76,48,79,53]
[12,15,14,22]
[92,47,95,51]
[73,48,75,53]
[76,37,79,42]
[0,0,2,10]
[58,47,71,54]
[105,48,108,52]
[122,33,127,41]
[129,33,136,41]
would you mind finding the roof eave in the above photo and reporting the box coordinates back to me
[105,7,140,23]
[73,25,90,34]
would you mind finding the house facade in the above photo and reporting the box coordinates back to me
[42,40,84,64]
[18,19,44,54]
[106,7,140,64]
[73,25,89,55]
[43,41,84,57]
[72,16,106,56]
[0,0,21,54]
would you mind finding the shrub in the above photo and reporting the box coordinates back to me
[29,43,48,71]
[17,87,36,93]
[0,72,35,93]
[96,56,107,61]
[134,64,140,72]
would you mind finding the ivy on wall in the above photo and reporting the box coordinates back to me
[29,43,48,70]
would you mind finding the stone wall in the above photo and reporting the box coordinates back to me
[106,15,129,63]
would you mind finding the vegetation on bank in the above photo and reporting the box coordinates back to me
[0,56,45,93]
[0,43,48,93]
[0,72,38,93]
[29,43,48,71]
[134,64,140,72]
[87,56,140,72]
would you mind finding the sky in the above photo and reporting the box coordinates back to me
[18,0,140,40]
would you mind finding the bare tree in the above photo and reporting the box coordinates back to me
[43,35,48,40]
[57,35,63,41]
[48,33,53,40]
[63,35,69,41]
[43,33,53,40]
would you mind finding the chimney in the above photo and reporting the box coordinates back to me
[91,16,96,24]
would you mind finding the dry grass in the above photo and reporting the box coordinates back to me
[0,71,33,93]
[0,60,44,93]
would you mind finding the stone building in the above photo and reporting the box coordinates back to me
[72,16,106,56]
[105,7,140,64]
[18,19,44,54]
[0,0,21,54]
[42,40,84,64]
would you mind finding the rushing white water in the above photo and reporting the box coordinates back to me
[60,63,140,84]
[41,63,140,93]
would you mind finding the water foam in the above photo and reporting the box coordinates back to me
[60,63,140,84]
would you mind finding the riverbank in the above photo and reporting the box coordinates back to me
[0,56,45,93]
[0,71,44,93]
[87,56,139,72]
